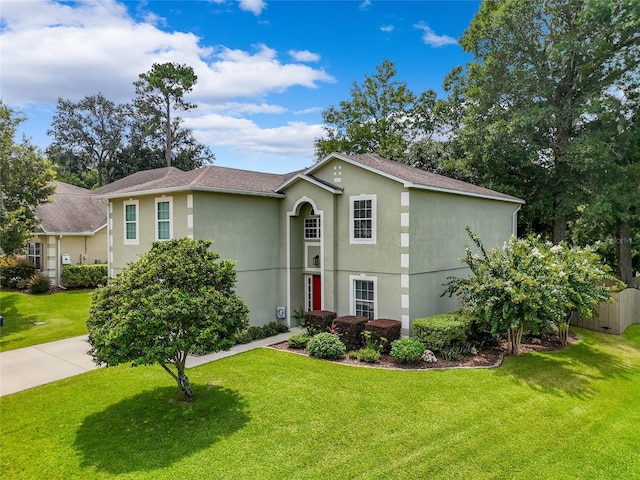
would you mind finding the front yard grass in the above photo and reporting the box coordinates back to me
[1,326,639,479]
[0,289,93,352]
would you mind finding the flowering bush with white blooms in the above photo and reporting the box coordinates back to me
[443,228,623,355]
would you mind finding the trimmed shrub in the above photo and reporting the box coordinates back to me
[356,346,381,363]
[304,310,337,335]
[307,332,345,360]
[365,319,401,353]
[28,272,51,294]
[334,315,368,350]
[234,331,253,345]
[390,338,425,364]
[263,321,289,337]
[0,256,36,288]
[412,312,472,352]
[61,264,107,288]
[287,333,311,349]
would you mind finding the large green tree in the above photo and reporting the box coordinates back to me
[87,239,249,402]
[445,0,640,243]
[0,102,56,254]
[569,91,640,285]
[315,59,437,163]
[134,62,198,167]
[47,93,132,186]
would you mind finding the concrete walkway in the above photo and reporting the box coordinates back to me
[0,329,300,397]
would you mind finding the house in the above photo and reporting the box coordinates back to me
[96,153,524,333]
[31,181,108,286]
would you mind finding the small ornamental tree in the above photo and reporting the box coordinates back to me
[444,228,621,356]
[87,239,249,401]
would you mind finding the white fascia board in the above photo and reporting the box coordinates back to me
[37,230,104,236]
[276,173,343,194]
[406,183,525,204]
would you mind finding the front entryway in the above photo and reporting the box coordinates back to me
[305,274,321,311]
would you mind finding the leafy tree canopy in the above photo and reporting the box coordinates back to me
[444,0,640,243]
[0,101,56,254]
[315,59,437,164]
[87,239,249,401]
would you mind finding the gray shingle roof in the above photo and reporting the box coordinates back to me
[35,181,107,234]
[92,153,522,204]
[339,154,524,203]
[94,166,297,198]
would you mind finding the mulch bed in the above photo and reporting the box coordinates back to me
[269,331,578,371]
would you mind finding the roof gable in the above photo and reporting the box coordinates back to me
[308,153,524,204]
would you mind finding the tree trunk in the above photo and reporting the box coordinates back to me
[617,220,633,287]
[165,100,172,167]
[177,372,194,402]
[507,324,523,356]
[552,215,567,244]
[558,320,570,347]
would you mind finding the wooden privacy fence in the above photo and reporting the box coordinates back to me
[573,287,640,335]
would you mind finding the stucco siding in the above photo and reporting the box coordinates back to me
[193,191,282,326]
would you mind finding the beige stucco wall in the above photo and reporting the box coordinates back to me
[30,227,107,285]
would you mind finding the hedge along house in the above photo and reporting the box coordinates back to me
[32,181,108,286]
[97,153,524,333]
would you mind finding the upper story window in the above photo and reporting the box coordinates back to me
[350,194,376,244]
[304,216,321,239]
[123,200,139,245]
[28,242,42,270]
[155,197,173,241]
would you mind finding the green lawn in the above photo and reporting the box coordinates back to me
[0,289,93,352]
[1,326,639,479]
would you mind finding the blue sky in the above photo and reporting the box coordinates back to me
[1,0,481,174]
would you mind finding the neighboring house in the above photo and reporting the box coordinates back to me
[31,181,108,286]
[96,153,524,333]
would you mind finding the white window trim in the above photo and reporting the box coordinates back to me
[349,194,377,244]
[155,196,173,241]
[28,242,42,270]
[349,274,377,319]
[123,200,139,245]
[304,216,321,240]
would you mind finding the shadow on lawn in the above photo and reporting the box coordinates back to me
[0,292,38,346]
[498,333,640,399]
[74,384,250,474]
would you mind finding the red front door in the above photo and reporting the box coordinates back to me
[312,275,321,310]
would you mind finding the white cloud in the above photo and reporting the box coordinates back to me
[237,0,266,16]
[197,45,333,100]
[414,22,458,47]
[380,25,394,33]
[0,0,330,169]
[288,49,321,63]
[187,113,323,157]
[359,0,371,10]
[0,1,333,105]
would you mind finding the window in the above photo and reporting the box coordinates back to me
[350,194,376,244]
[155,197,173,241]
[304,216,321,239]
[27,242,42,270]
[350,275,376,320]
[123,201,138,244]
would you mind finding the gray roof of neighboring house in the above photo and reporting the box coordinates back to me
[35,181,108,234]
[329,153,524,203]
[94,166,298,198]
